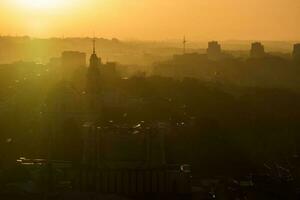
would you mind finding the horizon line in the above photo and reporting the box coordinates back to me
[0,35,299,43]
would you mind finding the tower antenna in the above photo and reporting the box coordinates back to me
[183,36,187,54]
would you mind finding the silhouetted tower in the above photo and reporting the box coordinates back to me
[183,36,187,54]
[207,41,221,59]
[250,42,265,58]
[293,43,300,61]
[87,38,101,94]
[85,38,103,122]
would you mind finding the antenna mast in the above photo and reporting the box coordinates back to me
[183,36,187,54]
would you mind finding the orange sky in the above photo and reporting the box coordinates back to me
[0,0,299,41]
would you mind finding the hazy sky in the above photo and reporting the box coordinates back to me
[1,0,300,40]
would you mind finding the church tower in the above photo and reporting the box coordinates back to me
[85,38,102,122]
[87,38,101,94]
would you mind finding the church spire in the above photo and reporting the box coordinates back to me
[93,37,96,54]
[87,36,101,94]
[89,36,101,68]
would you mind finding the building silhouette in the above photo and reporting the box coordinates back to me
[44,81,84,162]
[85,38,103,122]
[207,41,221,60]
[250,42,265,58]
[62,51,86,69]
[293,43,300,61]
[61,51,86,81]
[86,38,101,94]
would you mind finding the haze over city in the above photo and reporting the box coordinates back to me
[1,1,300,199]
[0,0,300,40]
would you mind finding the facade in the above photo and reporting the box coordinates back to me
[82,122,167,168]
[77,122,191,195]
[250,42,265,58]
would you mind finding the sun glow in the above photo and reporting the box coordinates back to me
[17,0,64,10]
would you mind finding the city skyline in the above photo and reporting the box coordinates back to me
[1,2,300,198]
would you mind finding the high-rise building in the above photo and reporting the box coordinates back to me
[62,51,86,68]
[61,51,86,80]
[250,42,265,58]
[293,43,300,60]
[207,41,221,59]
[85,38,102,121]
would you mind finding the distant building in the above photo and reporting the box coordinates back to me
[48,57,61,67]
[62,51,86,68]
[61,51,86,80]
[86,39,118,93]
[293,43,300,60]
[250,42,265,58]
[207,41,221,60]
[101,61,117,80]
